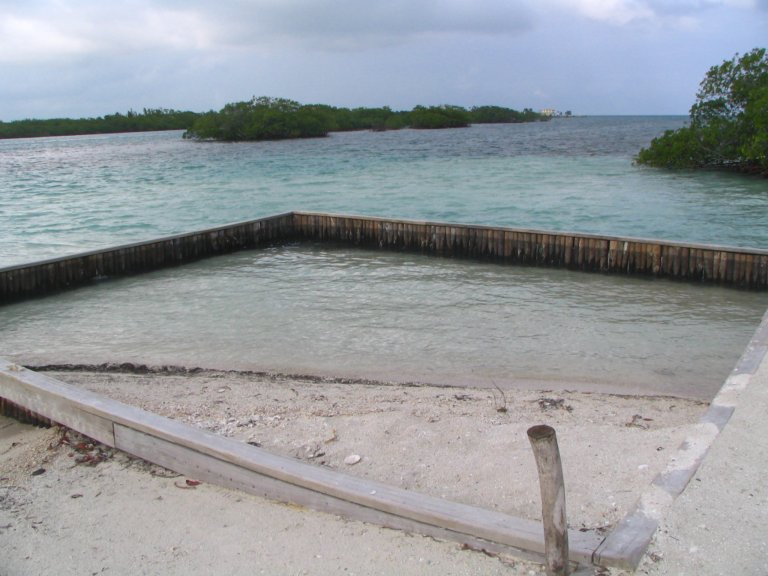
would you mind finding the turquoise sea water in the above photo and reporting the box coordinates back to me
[1,117,767,398]
[1,117,767,267]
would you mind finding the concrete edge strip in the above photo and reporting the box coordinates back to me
[593,308,768,569]
[0,358,604,568]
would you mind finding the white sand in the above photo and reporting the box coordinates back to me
[1,368,710,575]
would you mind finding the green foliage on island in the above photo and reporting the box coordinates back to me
[0,109,198,139]
[313,106,409,132]
[468,105,545,123]
[636,48,768,176]
[408,105,471,129]
[182,98,425,140]
[183,99,549,141]
[183,97,333,141]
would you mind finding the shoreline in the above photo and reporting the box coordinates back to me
[24,361,713,401]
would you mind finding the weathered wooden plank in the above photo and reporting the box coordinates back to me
[743,252,753,286]
[702,249,714,281]
[731,252,741,285]
[113,423,594,559]
[607,240,618,271]
[650,243,660,275]
[630,242,642,273]
[20,265,33,293]
[713,250,724,282]
[592,508,660,571]
[669,245,680,277]
[121,423,533,557]
[589,238,598,269]
[0,359,603,566]
[595,238,605,271]
[745,252,756,286]
[725,251,734,283]
[576,237,586,269]
[736,252,745,286]
[562,235,572,267]
[0,366,115,446]
[17,268,27,294]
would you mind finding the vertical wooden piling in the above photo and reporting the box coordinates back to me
[528,424,570,576]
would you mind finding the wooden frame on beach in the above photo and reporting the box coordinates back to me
[1,307,766,569]
[2,213,767,569]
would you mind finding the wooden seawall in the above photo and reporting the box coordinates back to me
[1,211,767,301]
[291,212,768,288]
[0,213,294,302]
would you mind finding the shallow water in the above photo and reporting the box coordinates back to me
[1,245,765,399]
[1,117,766,399]
[1,117,767,268]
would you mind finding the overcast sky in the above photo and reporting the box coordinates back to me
[1,0,766,120]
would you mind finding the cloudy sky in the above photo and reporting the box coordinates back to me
[1,0,766,120]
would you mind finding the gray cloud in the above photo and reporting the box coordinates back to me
[560,0,760,25]
[0,0,765,119]
[202,0,537,51]
[0,0,537,64]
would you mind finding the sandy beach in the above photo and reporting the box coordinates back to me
[1,366,715,575]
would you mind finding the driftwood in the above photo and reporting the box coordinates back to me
[528,424,570,576]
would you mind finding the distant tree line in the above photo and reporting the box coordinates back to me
[0,109,199,139]
[0,99,550,141]
[182,98,550,141]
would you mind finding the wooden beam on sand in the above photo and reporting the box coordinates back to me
[0,359,603,567]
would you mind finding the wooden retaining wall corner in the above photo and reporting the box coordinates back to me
[2,212,767,303]
[0,213,294,302]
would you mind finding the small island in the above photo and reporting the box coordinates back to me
[183,97,550,141]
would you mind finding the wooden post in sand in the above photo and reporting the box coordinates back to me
[528,424,570,576]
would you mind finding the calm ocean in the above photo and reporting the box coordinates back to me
[1,117,767,398]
